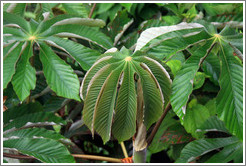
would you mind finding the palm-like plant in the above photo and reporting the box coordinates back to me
[3,12,111,101]
[80,48,172,144]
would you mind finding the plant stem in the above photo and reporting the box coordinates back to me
[72,154,122,163]
[88,3,96,18]
[120,142,128,158]
[147,102,171,145]
[133,148,146,163]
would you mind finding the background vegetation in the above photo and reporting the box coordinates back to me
[2,3,243,163]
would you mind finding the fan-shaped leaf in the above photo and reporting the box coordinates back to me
[216,42,243,140]
[38,42,80,101]
[12,42,36,101]
[3,42,26,89]
[4,138,75,163]
[112,62,137,142]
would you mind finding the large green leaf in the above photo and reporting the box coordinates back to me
[197,115,229,134]
[3,12,30,32]
[4,138,75,163]
[220,26,243,53]
[202,52,220,85]
[112,62,137,142]
[135,22,211,59]
[3,102,43,124]
[205,141,243,163]
[40,24,113,50]
[171,40,214,122]
[176,136,239,163]
[44,36,100,70]
[133,61,164,129]
[4,111,66,131]
[216,41,243,140]
[183,100,210,138]
[62,3,89,17]
[3,42,26,89]
[11,42,36,101]
[38,42,80,101]
[5,3,26,16]
[36,14,105,34]
[93,66,124,143]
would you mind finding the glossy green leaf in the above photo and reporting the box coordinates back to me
[62,3,89,17]
[216,42,243,140]
[12,42,36,101]
[39,42,80,101]
[4,111,66,131]
[183,101,210,138]
[197,115,229,133]
[44,36,100,70]
[4,128,70,144]
[40,24,113,49]
[202,53,220,85]
[135,23,211,59]
[3,12,30,32]
[4,138,75,163]
[3,42,26,89]
[171,40,214,122]
[176,136,239,163]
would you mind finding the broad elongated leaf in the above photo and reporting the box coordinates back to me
[205,141,243,163]
[3,42,26,89]
[4,111,66,131]
[80,53,122,100]
[197,116,229,133]
[133,61,164,129]
[183,101,210,138]
[112,63,137,142]
[93,66,124,143]
[3,128,68,142]
[135,22,211,59]
[38,42,80,101]
[3,102,43,124]
[3,12,30,32]
[176,136,239,163]
[40,24,113,50]
[3,27,27,39]
[5,3,26,16]
[216,42,243,140]
[220,26,243,53]
[134,55,172,106]
[4,138,75,163]
[12,42,36,101]
[171,40,214,122]
[36,14,105,34]
[62,3,89,17]
[44,36,100,70]
[82,64,120,134]
[202,52,220,85]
